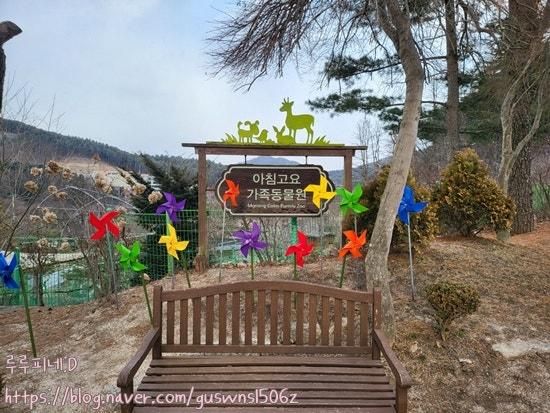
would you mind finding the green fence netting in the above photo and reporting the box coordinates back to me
[0,209,341,307]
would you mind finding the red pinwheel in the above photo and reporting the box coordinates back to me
[222,179,240,207]
[89,211,120,240]
[285,231,314,267]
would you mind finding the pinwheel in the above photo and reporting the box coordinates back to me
[336,184,369,233]
[398,185,428,226]
[0,252,19,289]
[89,211,120,240]
[156,192,186,223]
[222,179,240,208]
[397,185,428,300]
[116,241,147,272]
[9,249,37,356]
[115,241,151,322]
[337,230,367,288]
[336,185,368,215]
[285,231,314,280]
[219,179,240,282]
[304,175,336,209]
[233,221,268,280]
[89,210,120,306]
[159,223,189,260]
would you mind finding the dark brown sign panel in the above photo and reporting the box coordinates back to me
[216,164,335,216]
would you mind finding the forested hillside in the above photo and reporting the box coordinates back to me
[1,119,226,185]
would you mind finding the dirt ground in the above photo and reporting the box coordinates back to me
[1,222,549,412]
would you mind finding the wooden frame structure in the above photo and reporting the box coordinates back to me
[181,143,367,272]
[118,280,412,412]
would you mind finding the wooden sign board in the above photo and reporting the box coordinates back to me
[216,164,335,216]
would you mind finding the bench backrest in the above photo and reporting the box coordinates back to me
[153,280,381,355]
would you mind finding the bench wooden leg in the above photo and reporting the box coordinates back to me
[120,385,133,413]
[396,385,408,413]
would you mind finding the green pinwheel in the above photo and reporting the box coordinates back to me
[336,184,368,214]
[116,241,147,272]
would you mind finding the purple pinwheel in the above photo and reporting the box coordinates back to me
[233,222,267,257]
[398,185,428,225]
[155,192,186,223]
[0,252,19,290]
[233,222,267,280]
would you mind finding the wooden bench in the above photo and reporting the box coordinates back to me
[117,281,412,412]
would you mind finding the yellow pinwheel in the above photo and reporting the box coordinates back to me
[158,223,189,259]
[304,174,336,208]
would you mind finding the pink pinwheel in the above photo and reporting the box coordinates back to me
[233,221,267,280]
[155,192,186,223]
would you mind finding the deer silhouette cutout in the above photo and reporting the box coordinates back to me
[279,98,314,144]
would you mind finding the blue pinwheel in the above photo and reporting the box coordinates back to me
[0,252,19,289]
[233,221,268,280]
[397,185,428,301]
[155,192,186,223]
[398,185,428,225]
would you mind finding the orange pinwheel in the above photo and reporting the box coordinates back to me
[338,230,367,259]
[222,179,240,207]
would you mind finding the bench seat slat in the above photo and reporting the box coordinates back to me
[137,382,393,392]
[134,395,395,408]
[133,408,395,413]
[141,373,390,383]
[144,366,387,376]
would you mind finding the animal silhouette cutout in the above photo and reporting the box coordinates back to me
[254,129,276,144]
[279,98,314,144]
[237,121,260,143]
[273,126,296,145]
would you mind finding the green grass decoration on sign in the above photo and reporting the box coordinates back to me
[219,98,338,146]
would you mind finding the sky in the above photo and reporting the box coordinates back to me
[1,0,372,170]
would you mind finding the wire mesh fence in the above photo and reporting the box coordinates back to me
[0,209,341,307]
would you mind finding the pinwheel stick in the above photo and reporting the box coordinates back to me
[407,214,417,300]
[183,256,191,288]
[165,213,176,289]
[106,233,119,309]
[250,249,255,280]
[338,255,347,288]
[142,277,153,325]
[16,249,37,357]
[218,201,227,282]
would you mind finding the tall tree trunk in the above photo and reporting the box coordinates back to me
[510,140,534,233]
[505,0,539,234]
[366,0,425,339]
[444,0,460,163]
[0,21,23,114]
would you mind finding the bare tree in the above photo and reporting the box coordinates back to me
[355,115,384,180]
[208,0,428,337]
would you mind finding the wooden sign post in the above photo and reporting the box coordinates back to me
[183,143,366,272]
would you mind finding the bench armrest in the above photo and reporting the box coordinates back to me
[117,327,160,389]
[373,329,412,388]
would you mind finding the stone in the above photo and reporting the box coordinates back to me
[492,339,550,359]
